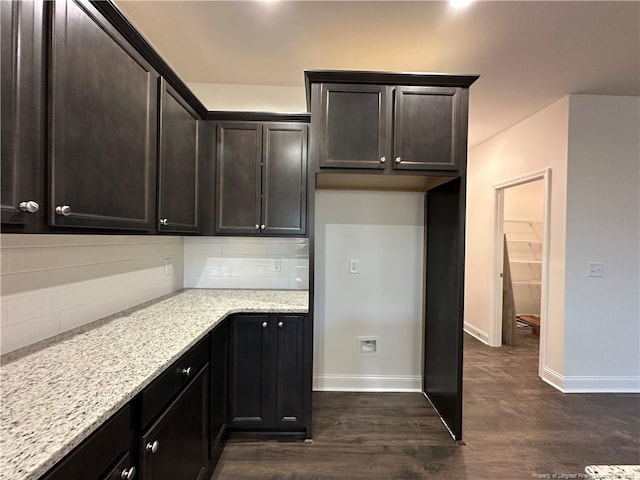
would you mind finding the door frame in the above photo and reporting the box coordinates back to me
[490,168,551,378]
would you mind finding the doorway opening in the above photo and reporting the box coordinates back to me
[491,169,551,378]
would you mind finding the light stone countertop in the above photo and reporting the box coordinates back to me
[0,289,309,480]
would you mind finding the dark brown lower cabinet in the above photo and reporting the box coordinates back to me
[229,314,306,434]
[210,320,229,463]
[141,364,210,480]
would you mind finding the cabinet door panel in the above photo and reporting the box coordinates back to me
[275,315,305,427]
[262,124,307,235]
[49,0,157,230]
[393,86,459,171]
[210,321,229,462]
[142,365,209,480]
[1,0,44,229]
[215,123,262,234]
[229,315,272,427]
[158,79,200,233]
[320,84,388,169]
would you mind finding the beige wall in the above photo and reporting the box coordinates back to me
[0,235,184,354]
[465,97,570,384]
[188,82,306,112]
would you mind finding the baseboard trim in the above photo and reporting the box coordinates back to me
[541,366,565,392]
[563,375,640,393]
[313,374,421,392]
[463,323,489,345]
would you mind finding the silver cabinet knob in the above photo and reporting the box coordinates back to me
[380,157,386,164]
[180,366,192,377]
[260,224,265,230]
[262,321,268,328]
[146,440,159,454]
[255,224,260,230]
[159,218,168,226]
[55,205,71,216]
[278,321,283,328]
[394,157,402,164]
[19,201,39,213]
[121,466,136,480]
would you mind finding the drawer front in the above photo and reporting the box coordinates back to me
[41,405,131,480]
[141,335,210,428]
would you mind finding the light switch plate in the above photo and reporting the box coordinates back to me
[273,259,281,272]
[349,258,359,274]
[588,262,604,277]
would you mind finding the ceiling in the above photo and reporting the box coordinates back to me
[115,1,640,147]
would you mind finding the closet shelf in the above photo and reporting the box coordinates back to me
[510,260,542,265]
[512,281,542,286]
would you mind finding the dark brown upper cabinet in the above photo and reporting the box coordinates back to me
[393,86,460,171]
[1,0,45,231]
[320,84,388,169]
[215,122,307,236]
[48,0,158,231]
[158,79,201,234]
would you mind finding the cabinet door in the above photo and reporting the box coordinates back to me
[158,79,200,234]
[1,0,45,230]
[320,84,388,169]
[393,86,460,171]
[262,124,307,235]
[49,0,157,230]
[228,315,273,428]
[142,365,209,480]
[215,123,262,234]
[275,315,305,427]
[210,321,228,463]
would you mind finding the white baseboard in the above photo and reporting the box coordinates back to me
[463,322,489,345]
[541,366,564,391]
[563,375,640,393]
[313,374,421,392]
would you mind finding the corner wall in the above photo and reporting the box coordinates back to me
[464,97,570,385]
[563,95,640,392]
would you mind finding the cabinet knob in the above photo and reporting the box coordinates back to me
[180,366,192,377]
[380,156,386,164]
[19,201,39,213]
[120,466,136,480]
[262,321,268,328]
[278,321,283,328]
[159,218,168,226]
[55,205,71,216]
[255,224,260,230]
[260,224,265,230]
[145,440,159,454]
[394,157,402,164]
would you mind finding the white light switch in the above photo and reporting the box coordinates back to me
[349,258,359,274]
[588,262,604,277]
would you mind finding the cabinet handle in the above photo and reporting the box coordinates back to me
[180,366,192,377]
[159,218,168,226]
[55,205,71,216]
[262,321,268,328]
[394,157,402,164]
[255,224,260,230]
[379,156,386,164]
[260,224,265,230]
[145,440,159,454]
[19,201,39,213]
[120,466,136,480]
[278,321,283,328]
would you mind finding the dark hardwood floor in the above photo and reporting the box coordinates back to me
[211,329,640,479]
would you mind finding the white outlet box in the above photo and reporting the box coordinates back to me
[349,258,359,274]
[357,336,380,356]
[273,259,281,272]
[588,261,604,277]
[164,258,172,276]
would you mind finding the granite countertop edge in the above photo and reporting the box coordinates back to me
[0,288,309,480]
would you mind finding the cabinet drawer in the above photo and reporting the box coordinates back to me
[141,335,210,428]
[41,405,131,480]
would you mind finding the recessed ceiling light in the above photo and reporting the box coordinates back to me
[450,0,474,8]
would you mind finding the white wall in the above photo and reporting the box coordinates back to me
[188,83,306,112]
[184,236,308,290]
[465,97,570,384]
[563,95,640,391]
[314,190,424,391]
[0,235,184,354]
[504,180,545,222]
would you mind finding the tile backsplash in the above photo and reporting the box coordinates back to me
[0,235,184,354]
[184,237,309,290]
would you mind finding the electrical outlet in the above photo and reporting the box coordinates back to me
[588,262,603,277]
[164,258,172,276]
[273,259,281,272]
[349,258,359,274]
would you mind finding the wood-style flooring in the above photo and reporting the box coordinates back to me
[211,329,640,479]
